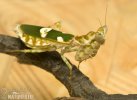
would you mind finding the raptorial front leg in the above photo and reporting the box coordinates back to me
[61,46,79,55]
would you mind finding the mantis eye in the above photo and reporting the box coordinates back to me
[95,32,105,44]
[98,33,102,35]
[96,32,103,37]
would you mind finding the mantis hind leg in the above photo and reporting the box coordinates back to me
[60,55,72,78]
[5,49,49,53]
[9,48,73,78]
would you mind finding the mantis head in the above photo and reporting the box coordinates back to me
[95,25,107,44]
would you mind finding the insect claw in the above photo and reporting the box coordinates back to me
[78,61,82,69]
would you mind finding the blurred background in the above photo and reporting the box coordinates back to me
[0,0,137,100]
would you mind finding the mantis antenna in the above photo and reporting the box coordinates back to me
[98,18,103,27]
[105,0,109,26]
[98,0,108,27]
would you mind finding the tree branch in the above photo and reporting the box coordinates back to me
[0,34,137,100]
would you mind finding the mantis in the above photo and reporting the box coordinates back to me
[12,3,108,77]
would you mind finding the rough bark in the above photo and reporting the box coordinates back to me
[0,34,137,100]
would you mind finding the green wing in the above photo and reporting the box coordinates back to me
[19,24,74,42]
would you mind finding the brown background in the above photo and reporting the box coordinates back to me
[0,0,137,100]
